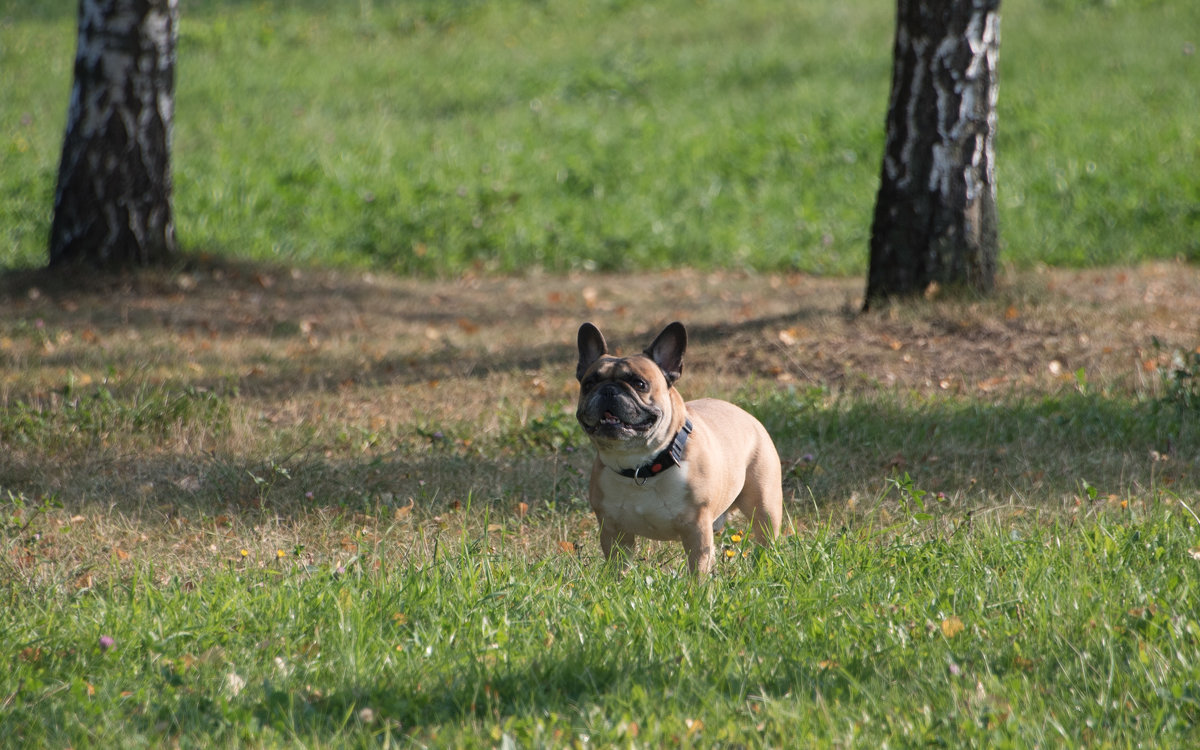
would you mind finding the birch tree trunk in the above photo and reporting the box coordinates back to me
[864,0,1001,309]
[49,0,178,268]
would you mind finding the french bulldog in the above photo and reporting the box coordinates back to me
[575,321,783,574]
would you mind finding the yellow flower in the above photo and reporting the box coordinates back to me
[730,533,744,543]
[239,549,249,557]
[276,549,287,559]
[724,549,737,558]
[940,616,965,638]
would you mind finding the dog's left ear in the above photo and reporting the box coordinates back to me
[644,322,686,386]
[576,322,609,382]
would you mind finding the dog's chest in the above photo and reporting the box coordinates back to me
[594,467,693,540]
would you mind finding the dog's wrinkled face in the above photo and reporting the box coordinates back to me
[576,356,668,442]
[575,322,685,450]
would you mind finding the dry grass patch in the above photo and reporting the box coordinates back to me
[2,259,1199,582]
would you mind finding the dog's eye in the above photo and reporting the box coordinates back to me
[629,377,649,392]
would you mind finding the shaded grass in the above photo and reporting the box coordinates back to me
[749,386,1195,509]
[3,375,1196,534]
[3,0,1198,272]
[0,383,231,454]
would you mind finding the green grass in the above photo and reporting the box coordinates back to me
[3,362,1200,745]
[5,510,1200,746]
[3,0,1198,273]
[1,262,1198,744]
[3,1,1200,743]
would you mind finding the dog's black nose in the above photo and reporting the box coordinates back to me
[595,382,627,400]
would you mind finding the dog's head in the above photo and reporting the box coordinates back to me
[575,322,687,453]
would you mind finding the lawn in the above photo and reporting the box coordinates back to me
[2,0,1198,273]
[3,261,1200,746]
[3,0,1200,746]
[7,512,1200,746]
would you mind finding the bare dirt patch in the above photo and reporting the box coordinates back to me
[3,259,1196,410]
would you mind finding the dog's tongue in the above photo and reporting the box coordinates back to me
[602,411,622,425]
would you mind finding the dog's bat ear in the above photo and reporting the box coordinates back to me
[644,321,686,386]
[576,322,609,381]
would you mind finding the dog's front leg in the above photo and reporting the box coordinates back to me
[599,520,636,568]
[680,521,716,575]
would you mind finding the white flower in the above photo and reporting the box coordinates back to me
[225,671,246,697]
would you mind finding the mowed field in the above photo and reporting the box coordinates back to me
[3,0,1200,747]
[2,0,1198,274]
[3,260,1200,746]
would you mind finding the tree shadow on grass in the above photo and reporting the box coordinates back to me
[4,258,1199,520]
[3,388,1194,528]
[233,619,847,743]
[5,257,1197,403]
[762,389,1199,507]
[0,254,843,400]
[109,644,633,744]
[255,649,633,741]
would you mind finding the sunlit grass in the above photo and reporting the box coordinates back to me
[5,504,1200,746]
[2,0,1198,272]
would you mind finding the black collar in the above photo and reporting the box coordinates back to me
[616,418,693,482]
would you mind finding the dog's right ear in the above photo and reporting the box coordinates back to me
[576,322,609,382]
[644,321,686,386]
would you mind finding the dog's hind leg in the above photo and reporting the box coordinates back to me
[733,479,782,545]
[712,511,729,534]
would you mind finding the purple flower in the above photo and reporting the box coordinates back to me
[99,635,115,652]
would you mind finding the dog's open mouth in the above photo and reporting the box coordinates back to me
[588,410,656,434]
